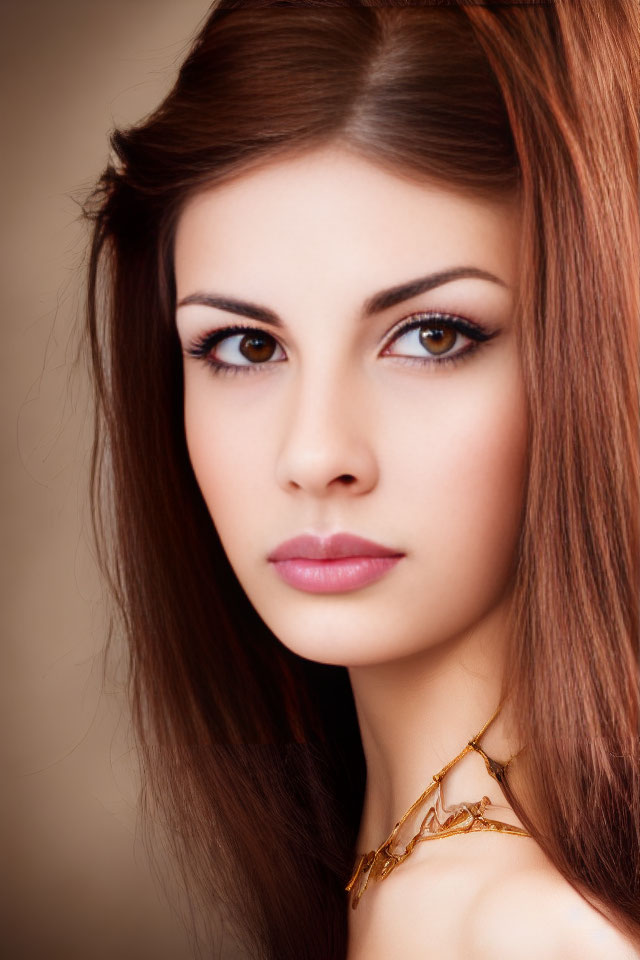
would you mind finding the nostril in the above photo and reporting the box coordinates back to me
[338,475,357,485]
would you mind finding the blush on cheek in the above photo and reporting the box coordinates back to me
[459,404,529,589]
[417,381,528,598]
[447,359,529,498]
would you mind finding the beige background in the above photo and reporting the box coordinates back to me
[1,2,244,957]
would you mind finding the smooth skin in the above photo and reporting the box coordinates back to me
[174,145,638,959]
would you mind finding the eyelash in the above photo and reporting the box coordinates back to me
[184,311,497,378]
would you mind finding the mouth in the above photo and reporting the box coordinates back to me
[267,532,405,594]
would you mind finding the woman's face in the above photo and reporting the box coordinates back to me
[174,145,528,667]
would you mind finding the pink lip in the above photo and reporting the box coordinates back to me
[267,533,405,594]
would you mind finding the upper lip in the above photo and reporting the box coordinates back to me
[267,533,405,562]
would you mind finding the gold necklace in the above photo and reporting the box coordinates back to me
[345,703,531,909]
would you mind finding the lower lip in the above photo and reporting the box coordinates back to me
[269,556,404,593]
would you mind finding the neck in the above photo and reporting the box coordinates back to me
[348,595,521,854]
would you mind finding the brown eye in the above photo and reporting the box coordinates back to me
[239,332,277,363]
[419,324,457,356]
[208,329,286,367]
[384,317,465,361]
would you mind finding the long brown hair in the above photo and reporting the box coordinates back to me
[83,1,640,956]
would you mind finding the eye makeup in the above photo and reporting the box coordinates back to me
[182,310,500,378]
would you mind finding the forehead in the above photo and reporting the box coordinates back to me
[174,145,520,306]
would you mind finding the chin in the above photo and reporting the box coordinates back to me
[257,607,438,669]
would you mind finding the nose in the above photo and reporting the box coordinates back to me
[275,365,379,498]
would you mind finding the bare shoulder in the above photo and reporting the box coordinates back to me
[462,862,640,960]
[347,835,639,960]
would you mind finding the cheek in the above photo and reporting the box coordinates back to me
[387,364,529,603]
[182,378,271,547]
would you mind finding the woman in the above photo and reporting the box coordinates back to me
[84,1,640,957]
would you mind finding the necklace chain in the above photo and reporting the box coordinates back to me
[345,702,531,909]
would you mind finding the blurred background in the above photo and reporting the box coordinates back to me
[1,2,241,957]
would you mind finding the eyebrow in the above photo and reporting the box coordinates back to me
[176,266,507,327]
